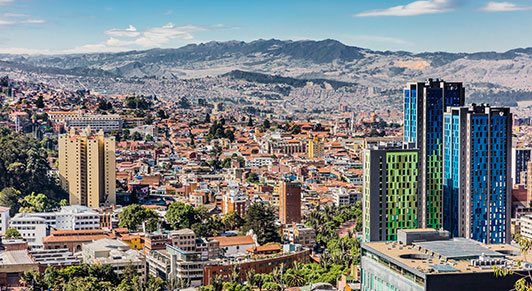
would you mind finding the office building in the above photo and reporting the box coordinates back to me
[58,127,116,207]
[361,229,530,291]
[308,137,324,159]
[404,79,465,229]
[512,148,531,185]
[443,104,511,244]
[363,143,418,242]
[279,181,302,224]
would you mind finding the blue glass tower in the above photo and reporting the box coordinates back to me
[404,79,464,229]
[443,104,511,244]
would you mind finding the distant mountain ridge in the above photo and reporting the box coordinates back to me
[2,39,532,103]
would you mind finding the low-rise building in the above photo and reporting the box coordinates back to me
[332,188,361,206]
[170,229,197,252]
[210,235,256,257]
[82,238,145,280]
[0,249,38,287]
[43,229,112,253]
[29,248,81,271]
[283,224,316,249]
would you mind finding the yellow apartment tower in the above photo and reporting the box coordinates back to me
[58,127,116,207]
[308,137,324,159]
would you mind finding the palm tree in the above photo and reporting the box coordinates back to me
[212,275,224,291]
[246,269,257,289]
[20,270,44,291]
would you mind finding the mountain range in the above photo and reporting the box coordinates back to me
[2,39,532,105]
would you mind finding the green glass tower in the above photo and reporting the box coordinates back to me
[363,143,418,242]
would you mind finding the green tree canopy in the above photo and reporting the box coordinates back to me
[118,204,159,231]
[5,228,21,239]
[243,202,280,245]
[165,202,200,230]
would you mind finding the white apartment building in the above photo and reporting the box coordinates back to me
[64,114,124,132]
[332,188,361,207]
[0,206,9,235]
[245,155,274,168]
[520,215,532,240]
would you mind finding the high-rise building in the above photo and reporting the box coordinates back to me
[443,104,511,244]
[279,181,301,224]
[58,127,116,208]
[308,137,324,159]
[512,148,531,185]
[363,143,418,242]
[404,79,465,229]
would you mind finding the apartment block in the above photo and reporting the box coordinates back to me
[443,104,511,244]
[363,143,418,242]
[404,79,465,229]
[279,181,302,224]
[58,127,116,207]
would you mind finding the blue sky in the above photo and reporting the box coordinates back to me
[1,0,532,54]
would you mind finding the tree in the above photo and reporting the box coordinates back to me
[0,187,21,215]
[247,116,253,127]
[36,95,44,108]
[165,202,200,230]
[65,276,113,291]
[19,192,56,213]
[263,119,271,129]
[118,204,158,231]
[243,202,281,245]
[20,269,44,291]
[222,211,244,230]
[5,228,21,239]
[246,172,259,183]
[60,199,69,207]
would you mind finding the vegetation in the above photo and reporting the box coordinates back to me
[242,202,281,245]
[0,127,66,204]
[165,202,201,230]
[5,228,21,239]
[118,204,160,232]
[125,96,151,110]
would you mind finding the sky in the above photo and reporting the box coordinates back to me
[1,0,532,54]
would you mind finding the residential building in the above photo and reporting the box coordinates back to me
[443,104,511,244]
[169,228,196,252]
[82,238,145,280]
[361,229,530,291]
[9,215,49,248]
[0,207,9,235]
[308,137,324,159]
[58,127,116,207]
[221,189,248,218]
[279,181,302,224]
[63,113,124,132]
[520,215,532,240]
[512,148,531,185]
[363,143,418,242]
[167,244,214,287]
[0,248,38,287]
[404,79,465,229]
[332,188,361,206]
[210,235,256,257]
[195,237,220,261]
[283,223,316,248]
[29,248,81,271]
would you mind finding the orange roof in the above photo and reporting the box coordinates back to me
[210,235,255,247]
[247,244,281,253]
[43,234,111,243]
[51,229,106,235]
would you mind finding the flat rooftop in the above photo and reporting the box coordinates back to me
[362,239,530,276]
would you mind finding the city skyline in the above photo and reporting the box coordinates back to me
[0,0,532,54]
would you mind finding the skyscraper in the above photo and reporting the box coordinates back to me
[404,79,465,229]
[443,104,511,244]
[58,127,116,207]
[279,181,301,224]
[362,143,418,242]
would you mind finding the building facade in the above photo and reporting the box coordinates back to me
[512,148,531,185]
[443,104,511,244]
[308,137,325,159]
[279,181,302,224]
[58,127,116,207]
[363,144,418,242]
[404,79,465,229]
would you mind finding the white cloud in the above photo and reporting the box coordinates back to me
[0,0,14,5]
[105,25,140,37]
[133,23,205,47]
[479,1,532,11]
[3,12,29,17]
[354,0,459,17]
[22,19,48,24]
[0,19,14,25]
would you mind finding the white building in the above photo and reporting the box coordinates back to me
[82,238,145,280]
[9,206,100,248]
[210,235,256,257]
[520,215,532,240]
[64,113,124,132]
[332,188,361,207]
[0,206,9,235]
[245,155,274,168]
